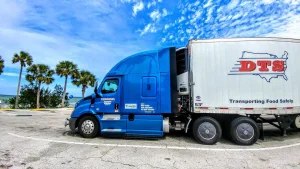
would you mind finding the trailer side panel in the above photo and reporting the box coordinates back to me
[190,38,300,114]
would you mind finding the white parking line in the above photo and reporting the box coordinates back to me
[8,132,300,151]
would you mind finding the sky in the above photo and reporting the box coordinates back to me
[0,0,299,97]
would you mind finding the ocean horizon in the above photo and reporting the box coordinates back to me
[0,94,82,108]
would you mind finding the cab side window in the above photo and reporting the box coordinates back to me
[101,79,119,94]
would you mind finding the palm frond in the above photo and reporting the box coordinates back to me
[0,55,4,75]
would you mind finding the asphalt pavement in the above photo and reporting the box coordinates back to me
[0,109,300,169]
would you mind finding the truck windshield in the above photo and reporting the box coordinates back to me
[101,79,119,94]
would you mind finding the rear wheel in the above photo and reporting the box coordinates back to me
[290,115,300,129]
[78,116,99,138]
[230,117,259,146]
[192,116,222,145]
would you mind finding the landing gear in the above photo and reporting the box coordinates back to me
[192,116,222,145]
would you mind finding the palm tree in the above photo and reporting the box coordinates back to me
[26,64,55,109]
[55,61,79,107]
[0,55,4,75]
[72,70,96,98]
[12,51,33,108]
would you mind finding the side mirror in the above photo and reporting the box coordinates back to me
[94,81,98,94]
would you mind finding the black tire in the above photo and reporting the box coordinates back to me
[290,115,300,129]
[192,116,222,145]
[78,116,99,138]
[230,117,259,146]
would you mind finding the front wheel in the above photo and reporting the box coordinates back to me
[78,116,99,138]
[192,116,222,145]
[230,117,259,146]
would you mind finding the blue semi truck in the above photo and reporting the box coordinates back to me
[65,38,300,145]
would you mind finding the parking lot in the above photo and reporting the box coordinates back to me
[0,109,300,169]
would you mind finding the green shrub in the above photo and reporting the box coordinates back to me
[8,84,69,109]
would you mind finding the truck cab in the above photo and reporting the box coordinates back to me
[66,47,182,138]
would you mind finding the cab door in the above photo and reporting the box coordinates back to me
[93,76,126,133]
[96,77,121,113]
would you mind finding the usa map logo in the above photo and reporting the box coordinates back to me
[228,51,288,82]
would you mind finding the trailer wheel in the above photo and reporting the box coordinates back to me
[230,117,259,146]
[192,116,222,145]
[78,116,99,138]
[291,115,300,129]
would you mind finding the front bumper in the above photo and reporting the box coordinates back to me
[65,117,78,132]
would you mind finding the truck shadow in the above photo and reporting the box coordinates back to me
[61,128,300,146]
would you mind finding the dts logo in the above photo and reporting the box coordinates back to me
[228,51,288,82]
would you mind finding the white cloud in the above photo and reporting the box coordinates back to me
[232,12,243,20]
[162,9,168,16]
[2,72,19,77]
[190,11,202,23]
[161,37,166,43]
[227,0,240,10]
[147,0,164,8]
[283,0,300,5]
[133,1,144,16]
[164,24,170,30]
[178,16,186,23]
[2,72,25,78]
[266,15,300,38]
[262,0,276,4]
[161,0,300,45]
[181,9,187,15]
[140,23,157,35]
[0,0,148,70]
[121,0,135,3]
[169,35,174,39]
[216,6,224,14]
[0,0,28,28]
[203,0,212,8]
[150,10,161,20]
[186,29,192,34]
[178,30,184,35]
[205,6,215,23]
[147,1,156,8]
[193,1,201,6]
[149,8,168,21]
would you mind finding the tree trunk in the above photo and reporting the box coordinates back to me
[15,66,23,109]
[61,76,68,108]
[37,82,41,109]
[82,85,86,98]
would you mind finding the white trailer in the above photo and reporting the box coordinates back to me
[175,37,300,145]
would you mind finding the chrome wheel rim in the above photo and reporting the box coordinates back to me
[236,123,254,141]
[198,122,216,140]
[81,120,95,134]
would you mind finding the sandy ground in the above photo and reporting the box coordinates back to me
[0,109,300,169]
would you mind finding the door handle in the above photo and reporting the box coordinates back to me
[147,84,151,90]
[114,103,119,112]
[129,113,134,121]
